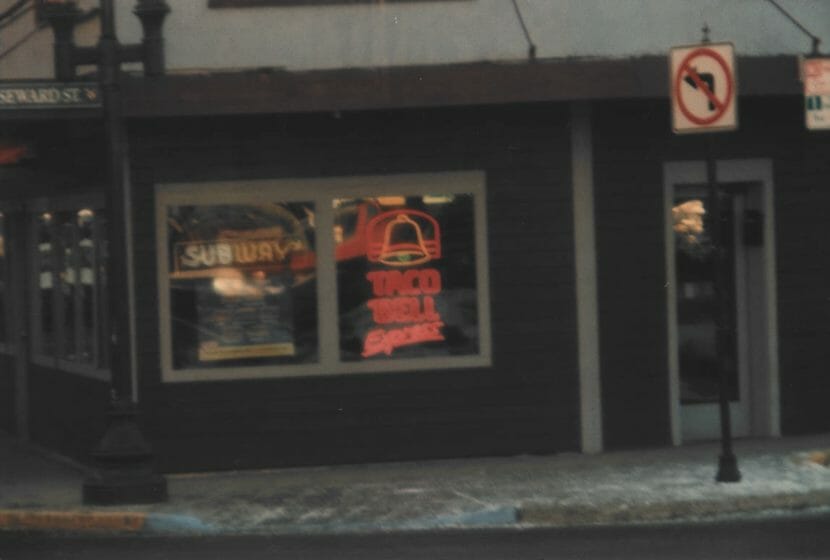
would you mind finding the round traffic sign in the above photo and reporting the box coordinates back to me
[674,47,734,126]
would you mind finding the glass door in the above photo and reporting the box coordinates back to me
[673,185,750,441]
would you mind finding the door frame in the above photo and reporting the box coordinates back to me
[663,159,780,445]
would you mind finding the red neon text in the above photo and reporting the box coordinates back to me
[362,322,445,357]
[366,296,440,325]
[366,269,441,297]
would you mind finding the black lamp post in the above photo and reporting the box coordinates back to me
[43,0,171,505]
[705,138,741,484]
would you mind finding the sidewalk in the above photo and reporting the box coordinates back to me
[1,431,829,535]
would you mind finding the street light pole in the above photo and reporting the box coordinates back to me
[706,137,741,483]
[43,0,171,504]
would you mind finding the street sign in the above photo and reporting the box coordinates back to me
[0,82,101,110]
[670,43,737,134]
[804,57,830,130]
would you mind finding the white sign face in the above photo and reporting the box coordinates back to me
[670,43,737,134]
[804,57,830,130]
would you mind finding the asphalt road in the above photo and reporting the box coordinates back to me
[2,512,830,560]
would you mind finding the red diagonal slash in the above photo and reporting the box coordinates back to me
[674,46,734,127]
[682,64,725,113]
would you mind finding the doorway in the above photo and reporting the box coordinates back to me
[664,160,780,444]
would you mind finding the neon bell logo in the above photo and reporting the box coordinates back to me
[362,209,446,357]
[366,210,440,267]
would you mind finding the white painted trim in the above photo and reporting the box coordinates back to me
[155,171,492,383]
[571,102,603,454]
[716,159,780,437]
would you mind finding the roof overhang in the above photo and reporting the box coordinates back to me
[121,55,802,117]
[0,55,804,120]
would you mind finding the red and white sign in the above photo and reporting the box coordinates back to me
[670,43,737,134]
[803,57,830,130]
[362,209,446,358]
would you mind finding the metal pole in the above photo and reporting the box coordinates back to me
[82,0,167,505]
[707,136,741,483]
[99,0,131,401]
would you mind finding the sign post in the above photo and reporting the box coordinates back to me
[670,38,741,483]
[804,57,830,130]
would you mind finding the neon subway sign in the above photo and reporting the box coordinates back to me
[361,209,446,358]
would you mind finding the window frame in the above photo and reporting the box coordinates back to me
[156,171,491,383]
[28,195,110,381]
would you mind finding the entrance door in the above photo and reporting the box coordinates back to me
[672,184,756,441]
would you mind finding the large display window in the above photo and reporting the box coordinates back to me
[166,202,318,369]
[157,171,491,382]
[28,197,110,379]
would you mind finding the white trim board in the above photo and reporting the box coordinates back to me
[571,102,603,454]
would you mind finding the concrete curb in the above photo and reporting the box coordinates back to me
[518,489,830,527]
[0,510,214,535]
[0,510,146,533]
[3,491,830,536]
[0,507,516,536]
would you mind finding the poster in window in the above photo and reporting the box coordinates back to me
[334,194,480,361]
[167,202,317,369]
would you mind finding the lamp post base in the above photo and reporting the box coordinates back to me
[716,453,742,483]
[82,397,168,505]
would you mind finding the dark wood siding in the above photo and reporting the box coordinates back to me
[0,354,14,433]
[593,96,830,447]
[27,365,110,463]
[593,100,674,449]
[128,103,580,472]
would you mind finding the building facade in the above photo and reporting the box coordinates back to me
[1,0,829,472]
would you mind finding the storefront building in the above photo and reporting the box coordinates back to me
[1,0,829,472]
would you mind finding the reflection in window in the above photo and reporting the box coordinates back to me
[334,194,480,362]
[673,196,738,404]
[32,207,108,369]
[35,212,56,356]
[672,199,711,258]
[166,202,318,370]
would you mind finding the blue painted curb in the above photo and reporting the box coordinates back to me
[141,506,517,536]
[144,513,218,534]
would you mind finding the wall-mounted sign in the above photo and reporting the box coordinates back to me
[670,43,737,134]
[804,57,830,130]
[0,82,101,110]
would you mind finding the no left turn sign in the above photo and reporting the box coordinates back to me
[671,43,737,134]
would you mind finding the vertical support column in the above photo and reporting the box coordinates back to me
[10,209,30,441]
[571,102,603,454]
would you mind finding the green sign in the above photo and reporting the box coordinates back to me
[0,82,101,110]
